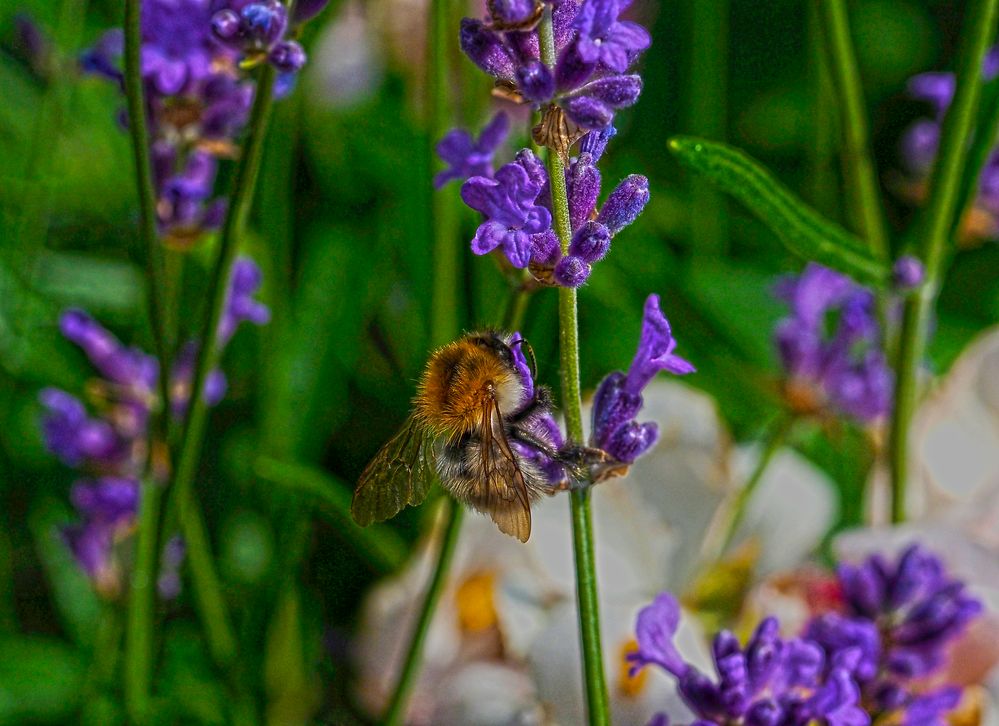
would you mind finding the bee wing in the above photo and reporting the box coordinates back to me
[351,415,434,526]
[478,395,533,542]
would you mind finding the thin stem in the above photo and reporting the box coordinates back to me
[171,66,277,666]
[429,0,462,346]
[818,0,890,262]
[702,416,794,564]
[540,8,610,724]
[122,0,173,715]
[382,501,464,726]
[888,0,999,523]
[123,0,173,420]
[123,479,162,722]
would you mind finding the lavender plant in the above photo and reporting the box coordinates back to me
[631,545,984,726]
[381,2,696,723]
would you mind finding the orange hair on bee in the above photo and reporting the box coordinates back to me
[414,334,524,440]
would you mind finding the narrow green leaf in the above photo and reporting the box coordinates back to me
[668,136,891,286]
[254,457,407,573]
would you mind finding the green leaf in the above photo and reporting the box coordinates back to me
[254,457,407,574]
[0,636,84,724]
[667,137,891,286]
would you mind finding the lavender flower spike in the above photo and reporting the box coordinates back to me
[591,295,694,463]
[435,112,510,188]
[461,155,552,268]
[630,592,870,726]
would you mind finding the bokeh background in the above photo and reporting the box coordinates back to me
[1,0,998,723]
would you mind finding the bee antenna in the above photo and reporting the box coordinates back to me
[511,335,538,383]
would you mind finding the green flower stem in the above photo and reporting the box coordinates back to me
[124,0,173,419]
[818,0,890,262]
[123,478,162,722]
[540,8,611,725]
[122,0,174,715]
[686,0,729,256]
[171,65,278,666]
[705,415,794,564]
[429,0,461,346]
[888,0,999,524]
[382,500,464,726]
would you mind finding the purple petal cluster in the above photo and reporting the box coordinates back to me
[630,592,869,726]
[435,112,510,188]
[210,0,310,73]
[590,295,694,463]
[460,0,648,130]
[900,47,999,235]
[455,127,649,284]
[81,0,324,249]
[773,264,893,423]
[805,545,982,726]
[39,258,269,594]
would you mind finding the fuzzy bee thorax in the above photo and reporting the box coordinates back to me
[415,334,526,438]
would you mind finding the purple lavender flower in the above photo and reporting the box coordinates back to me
[462,155,553,268]
[572,0,651,73]
[774,264,893,423]
[40,259,269,593]
[459,0,649,130]
[435,112,510,188]
[630,592,870,726]
[590,295,694,463]
[805,545,983,725]
[211,0,308,73]
[891,256,924,290]
[900,48,999,239]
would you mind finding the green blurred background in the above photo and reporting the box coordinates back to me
[0,0,997,722]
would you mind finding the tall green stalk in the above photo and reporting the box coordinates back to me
[122,0,171,716]
[539,9,610,725]
[888,0,999,522]
[382,501,464,726]
[171,66,278,667]
[817,0,890,262]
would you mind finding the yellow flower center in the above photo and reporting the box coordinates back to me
[454,571,498,634]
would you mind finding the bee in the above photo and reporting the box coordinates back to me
[352,331,602,542]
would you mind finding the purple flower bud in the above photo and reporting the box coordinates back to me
[554,255,591,287]
[892,256,925,290]
[241,1,288,46]
[580,74,643,108]
[269,40,306,72]
[487,0,538,26]
[555,37,597,91]
[568,153,601,230]
[460,18,515,80]
[211,9,242,40]
[598,174,650,235]
[530,229,561,266]
[568,220,610,263]
[563,95,613,129]
[579,125,616,161]
[516,60,555,103]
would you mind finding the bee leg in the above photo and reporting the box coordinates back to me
[556,445,631,485]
